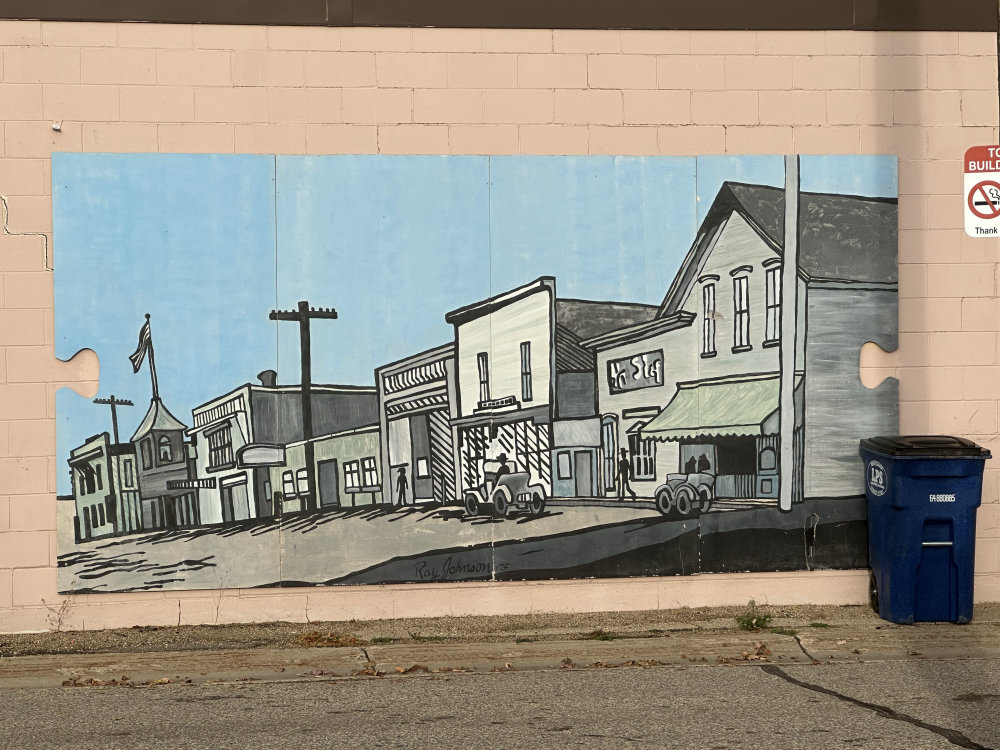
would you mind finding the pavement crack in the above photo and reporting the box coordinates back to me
[792,635,818,661]
[760,664,995,750]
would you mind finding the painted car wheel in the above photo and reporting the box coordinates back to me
[529,492,545,515]
[655,488,674,516]
[674,485,696,516]
[464,493,481,517]
[697,486,712,514]
[492,490,509,518]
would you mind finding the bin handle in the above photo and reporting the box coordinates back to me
[921,541,953,547]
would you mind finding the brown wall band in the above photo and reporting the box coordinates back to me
[0,0,996,32]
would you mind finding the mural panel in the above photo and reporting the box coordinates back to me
[53,154,898,593]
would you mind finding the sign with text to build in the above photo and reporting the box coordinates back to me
[965,146,1000,237]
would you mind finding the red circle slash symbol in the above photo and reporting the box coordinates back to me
[968,180,1000,220]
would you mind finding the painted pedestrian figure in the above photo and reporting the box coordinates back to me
[617,449,636,501]
[396,467,409,506]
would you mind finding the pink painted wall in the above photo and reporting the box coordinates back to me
[0,21,997,631]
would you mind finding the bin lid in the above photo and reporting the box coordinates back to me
[860,435,992,458]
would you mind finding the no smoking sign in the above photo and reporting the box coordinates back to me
[965,146,1000,236]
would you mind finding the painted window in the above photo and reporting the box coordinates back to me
[90,506,98,528]
[207,425,234,469]
[97,503,105,526]
[85,466,96,495]
[344,460,361,490]
[557,451,571,480]
[141,439,152,470]
[78,470,87,496]
[520,341,532,402]
[158,435,173,463]
[765,266,780,344]
[477,351,490,403]
[702,283,716,356]
[759,447,777,471]
[732,276,751,351]
[95,465,103,491]
[296,468,309,495]
[628,434,656,480]
[362,457,379,487]
[123,458,134,486]
[282,470,295,498]
[415,457,430,478]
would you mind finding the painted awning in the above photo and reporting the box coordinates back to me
[641,373,793,442]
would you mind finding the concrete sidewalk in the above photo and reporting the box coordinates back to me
[2,606,998,690]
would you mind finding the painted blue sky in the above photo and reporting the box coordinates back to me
[54,153,896,493]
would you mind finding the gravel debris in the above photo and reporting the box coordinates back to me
[0,603,944,658]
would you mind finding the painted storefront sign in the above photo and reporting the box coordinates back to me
[54,154,898,593]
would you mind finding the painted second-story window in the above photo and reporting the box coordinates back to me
[764,265,781,345]
[158,435,173,463]
[207,425,233,469]
[123,457,134,487]
[477,351,490,403]
[732,275,751,352]
[95,465,103,491]
[520,342,532,402]
[141,439,152,470]
[701,283,716,357]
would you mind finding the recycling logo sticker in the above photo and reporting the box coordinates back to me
[867,460,887,497]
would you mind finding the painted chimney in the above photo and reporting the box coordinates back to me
[257,369,277,387]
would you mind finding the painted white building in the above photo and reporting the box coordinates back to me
[445,277,657,500]
[583,181,897,508]
[68,431,141,540]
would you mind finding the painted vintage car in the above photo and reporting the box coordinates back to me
[464,463,547,518]
[653,472,715,519]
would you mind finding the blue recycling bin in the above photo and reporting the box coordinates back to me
[859,436,990,624]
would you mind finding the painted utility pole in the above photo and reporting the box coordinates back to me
[93,395,134,534]
[779,154,801,513]
[269,301,338,512]
[93,395,134,446]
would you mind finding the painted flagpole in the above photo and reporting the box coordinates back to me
[130,313,160,401]
[144,314,160,401]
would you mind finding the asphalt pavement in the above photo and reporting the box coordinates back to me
[1,606,999,749]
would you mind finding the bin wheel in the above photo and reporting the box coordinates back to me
[868,571,879,614]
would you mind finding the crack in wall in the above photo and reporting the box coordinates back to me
[760,664,995,750]
[0,194,52,271]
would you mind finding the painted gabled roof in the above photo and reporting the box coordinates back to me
[130,398,188,442]
[658,182,898,317]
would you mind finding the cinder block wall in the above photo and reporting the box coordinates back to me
[0,21,997,631]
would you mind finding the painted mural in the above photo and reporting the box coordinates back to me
[53,154,898,593]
